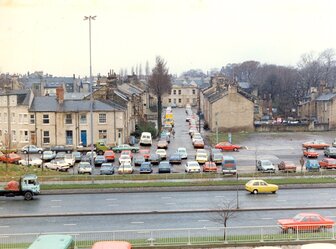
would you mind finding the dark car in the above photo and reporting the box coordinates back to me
[134,155,145,166]
[94,155,107,166]
[158,161,171,173]
[139,162,153,174]
[169,153,182,164]
[100,163,114,175]
[148,153,161,165]
[49,145,73,153]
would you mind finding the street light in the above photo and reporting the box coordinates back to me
[215,112,219,144]
[84,15,96,168]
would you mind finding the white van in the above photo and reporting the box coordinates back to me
[140,132,152,146]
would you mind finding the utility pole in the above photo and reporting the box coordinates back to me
[198,87,201,133]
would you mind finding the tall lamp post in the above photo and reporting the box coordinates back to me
[84,15,96,168]
[215,112,219,144]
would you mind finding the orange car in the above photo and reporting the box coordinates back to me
[215,142,241,151]
[302,140,330,149]
[139,149,150,160]
[203,161,217,172]
[278,213,334,232]
[319,158,336,169]
[193,139,205,148]
[0,153,21,164]
[103,150,115,162]
[303,148,319,158]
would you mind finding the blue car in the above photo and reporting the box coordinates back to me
[139,162,153,174]
[305,159,320,172]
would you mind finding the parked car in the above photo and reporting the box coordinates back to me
[185,161,201,173]
[133,155,145,166]
[324,147,336,158]
[119,155,132,166]
[148,153,161,165]
[193,139,205,149]
[117,163,133,174]
[86,151,97,160]
[210,148,222,158]
[245,179,278,194]
[139,149,150,160]
[100,163,114,175]
[222,156,237,175]
[278,213,334,233]
[18,158,43,167]
[72,151,82,162]
[302,140,330,149]
[139,162,153,174]
[41,150,56,161]
[21,145,43,154]
[112,144,139,153]
[0,153,21,164]
[49,145,73,153]
[211,153,223,165]
[94,155,107,166]
[103,150,115,162]
[156,149,167,160]
[157,140,168,149]
[55,152,66,160]
[319,158,336,169]
[256,159,276,173]
[176,147,188,159]
[64,153,76,166]
[215,142,241,151]
[305,159,320,172]
[44,159,70,172]
[278,161,297,172]
[303,148,319,158]
[195,152,208,164]
[158,161,172,173]
[78,162,93,174]
[160,133,170,143]
[121,150,133,159]
[203,161,217,172]
[169,153,182,164]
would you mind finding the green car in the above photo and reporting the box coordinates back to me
[324,147,336,158]
[112,144,139,153]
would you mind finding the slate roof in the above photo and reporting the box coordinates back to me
[315,93,336,101]
[29,96,124,112]
[0,90,31,105]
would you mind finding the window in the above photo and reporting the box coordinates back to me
[168,98,171,103]
[173,99,176,104]
[173,90,176,95]
[178,99,182,103]
[12,130,16,142]
[11,113,15,123]
[80,114,87,124]
[99,113,107,124]
[4,112,7,123]
[43,114,49,124]
[23,114,28,124]
[192,89,196,94]
[43,131,50,144]
[178,90,181,95]
[65,114,72,124]
[20,130,29,142]
[19,114,22,123]
[99,130,107,139]
[30,114,35,124]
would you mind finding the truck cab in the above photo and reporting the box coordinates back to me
[21,174,40,195]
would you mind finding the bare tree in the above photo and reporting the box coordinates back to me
[210,199,237,241]
[148,56,172,134]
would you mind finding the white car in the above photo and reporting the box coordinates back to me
[64,153,76,166]
[119,155,132,165]
[44,159,70,171]
[117,163,133,174]
[185,161,201,173]
[78,162,93,174]
[192,134,203,144]
[86,151,97,160]
[156,149,167,159]
[19,158,43,167]
[177,147,188,159]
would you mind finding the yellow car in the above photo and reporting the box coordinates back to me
[245,179,278,194]
[195,152,208,164]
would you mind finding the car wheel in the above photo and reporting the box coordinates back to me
[252,189,258,194]
[233,148,238,152]
[24,191,33,201]
[38,150,42,154]
[23,150,27,154]
[272,191,276,194]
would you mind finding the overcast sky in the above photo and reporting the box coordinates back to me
[1,0,336,77]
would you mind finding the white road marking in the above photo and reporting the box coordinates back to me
[51,199,62,202]
[63,224,77,226]
[0,236,9,238]
[161,197,172,199]
[165,202,176,205]
[51,206,62,208]
[276,200,286,202]
[260,217,273,220]
[215,196,226,198]
[108,204,119,207]
[0,226,9,228]
[106,198,117,201]
[131,221,144,224]
[198,220,210,222]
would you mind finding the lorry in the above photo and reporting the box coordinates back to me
[0,174,40,200]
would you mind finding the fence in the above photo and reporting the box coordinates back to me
[1,225,336,248]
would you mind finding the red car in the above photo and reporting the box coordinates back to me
[278,213,334,232]
[319,158,336,169]
[215,142,241,151]
[121,150,133,159]
[302,140,330,149]
[203,161,217,172]
[139,149,150,160]
[0,153,21,164]
[303,148,319,158]
[103,150,115,162]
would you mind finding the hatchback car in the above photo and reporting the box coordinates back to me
[305,159,320,172]
[256,159,275,173]
[158,161,172,173]
[193,139,205,149]
[41,150,56,161]
[195,152,208,164]
[94,155,107,166]
[157,140,168,149]
[169,153,182,164]
[303,148,319,158]
[117,163,133,174]
[278,161,297,172]
[133,155,145,166]
[176,147,188,159]
[245,179,278,194]
[212,153,223,165]
[119,155,132,165]
[78,162,93,174]
[148,153,161,165]
[324,147,336,158]
[185,161,201,173]
[100,163,114,175]
[21,145,43,154]
[319,158,336,169]
[104,150,115,162]
[156,149,167,160]
[139,162,153,174]
[203,161,217,172]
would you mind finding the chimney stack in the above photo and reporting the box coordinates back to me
[56,86,64,104]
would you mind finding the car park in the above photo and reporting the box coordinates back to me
[117,163,133,174]
[256,159,276,173]
[302,140,330,149]
[324,147,336,158]
[215,142,241,151]
[78,162,93,174]
[158,161,172,173]
[169,153,182,164]
[319,158,336,169]
[176,147,188,159]
[139,162,153,174]
[303,148,319,158]
[112,144,139,153]
[148,153,161,165]
[99,163,114,175]
[21,145,43,154]
[44,159,70,172]
[245,179,278,194]
[72,151,82,162]
[156,149,167,159]
[203,161,217,172]
[94,155,107,166]
[277,213,334,233]
[0,153,21,164]
[185,161,201,173]
[133,155,145,166]
[64,153,76,166]
[18,158,43,167]
[157,140,168,149]
[278,161,297,172]
[119,155,132,165]
[41,150,56,161]
[103,150,115,162]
